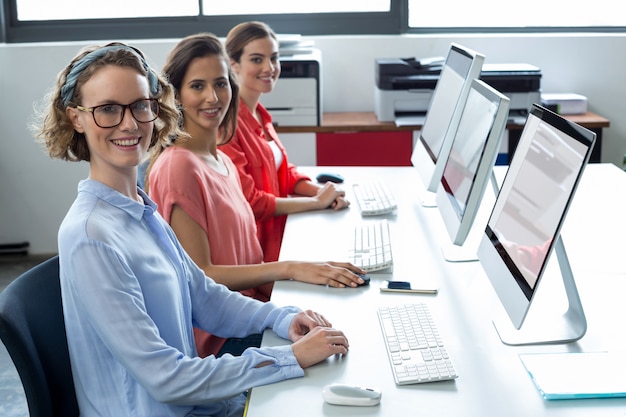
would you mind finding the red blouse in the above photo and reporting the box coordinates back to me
[221,101,310,262]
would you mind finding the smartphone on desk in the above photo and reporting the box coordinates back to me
[380,280,438,294]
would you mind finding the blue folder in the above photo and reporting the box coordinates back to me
[519,351,626,400]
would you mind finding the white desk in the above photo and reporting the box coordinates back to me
[245,164,626,417]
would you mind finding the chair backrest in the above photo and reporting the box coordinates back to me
[0,255,79,417]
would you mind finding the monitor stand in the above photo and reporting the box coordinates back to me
[411,139,439,208]
[492,236,587,346]
[441,171,499,263]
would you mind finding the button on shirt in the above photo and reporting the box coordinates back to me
[58,179,304,417]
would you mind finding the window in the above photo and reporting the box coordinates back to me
[408,0,625,31]
[2,0,398,43]
[16,0,389,21]
[201,1,390,16]
[2,0,624,44]
[16,1,197,20]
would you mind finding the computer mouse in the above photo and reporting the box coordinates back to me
[322,383,382,406]
[357,273,370,286]
[316,172,344,184]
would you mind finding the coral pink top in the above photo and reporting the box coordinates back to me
[149,146,272,357]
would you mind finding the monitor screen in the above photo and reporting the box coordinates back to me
[436,79,509,249]
[478,104,596,334]
[410,43,485,201]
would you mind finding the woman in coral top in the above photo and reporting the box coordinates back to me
[222,21,350,262]
[146,33,365,358]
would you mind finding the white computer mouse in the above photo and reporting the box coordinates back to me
[322,383,382,406]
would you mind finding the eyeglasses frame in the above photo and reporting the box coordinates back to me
[75,98,159,128]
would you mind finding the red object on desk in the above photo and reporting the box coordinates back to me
[316,131,412,166]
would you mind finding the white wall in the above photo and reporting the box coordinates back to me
[1,33,624,254]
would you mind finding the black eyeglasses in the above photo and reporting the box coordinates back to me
[76,98,159,128]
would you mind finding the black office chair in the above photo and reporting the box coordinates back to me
[0,255,79,417]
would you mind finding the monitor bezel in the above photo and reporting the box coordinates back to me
[436,78,510,247]
[410,43,485,198]
[477,104,596,331]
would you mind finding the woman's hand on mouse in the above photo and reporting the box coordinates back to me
[286,261,366,288]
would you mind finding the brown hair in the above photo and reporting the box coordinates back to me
[144,33,239,192]
[225,21,278,64]
[162,32,238,145]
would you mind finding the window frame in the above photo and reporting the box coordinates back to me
[1,0,625,44]
[0,0,406,43]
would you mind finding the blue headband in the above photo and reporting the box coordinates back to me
[60,45,159,107]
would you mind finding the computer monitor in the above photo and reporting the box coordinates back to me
[410,43,485,207]
[477,104,596,346]
[435,79,510,262]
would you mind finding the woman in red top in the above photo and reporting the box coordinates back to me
[222,21,350,262]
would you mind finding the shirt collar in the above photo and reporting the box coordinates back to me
[78,179,158,221]
[239,99,271,128]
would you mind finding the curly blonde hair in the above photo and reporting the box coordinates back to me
[34,42,184,162]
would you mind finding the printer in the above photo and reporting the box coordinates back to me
[479,63,541,124]
[375,58,542,124]
[374,57,441,123]
[260,49,321,126]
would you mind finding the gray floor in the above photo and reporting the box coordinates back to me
[0,253,55,417]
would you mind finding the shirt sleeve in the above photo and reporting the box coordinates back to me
[65,238,304,405]
[149,149,209,232]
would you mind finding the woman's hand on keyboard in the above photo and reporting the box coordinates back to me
[288,261,366,288]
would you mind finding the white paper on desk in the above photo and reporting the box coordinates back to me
[519,351,626,400]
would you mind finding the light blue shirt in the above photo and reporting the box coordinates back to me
[58,179,304,417]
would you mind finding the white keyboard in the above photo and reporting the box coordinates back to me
[378,303,458,385]
[348,219,393,272]
[353,181,397,216]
